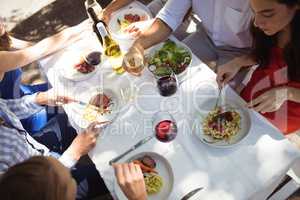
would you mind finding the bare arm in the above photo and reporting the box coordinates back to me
[133,18,172,50]
[101,0,134,24]
[288,87,300,103]
[104,0,133,14]
[9,36,34,49]
[0,20,91,72]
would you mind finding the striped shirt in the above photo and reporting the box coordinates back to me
[0,94,76,172]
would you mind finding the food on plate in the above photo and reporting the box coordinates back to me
[133,160,157,174]
[132,155,163,195]
[202,107,241,140]
[140,155,156,169]
[74,60,95,74]
[117,13,147,32]
[148,39,192,75]
[144,173,163,195]
[89,93,111,109]
[83,93,113,122]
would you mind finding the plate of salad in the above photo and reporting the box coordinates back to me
[147,39,192,80]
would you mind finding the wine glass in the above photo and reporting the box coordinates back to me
[84,51,102,66]
[149,65,178,97]
[152,111,178,143]
[123,46,146,76]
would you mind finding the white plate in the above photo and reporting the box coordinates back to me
[192,97,251,148]
[56,50,100,82]
[68,87,120,129]
[114,152,174,200]
[108,6,152,39]
[146,39,193,81]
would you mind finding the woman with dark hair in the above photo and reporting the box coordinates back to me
[217,0,300,138]
[0,156,147,200]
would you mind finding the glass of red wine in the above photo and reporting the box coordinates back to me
[149,65,178,97]
[84,51,102,66]
[152,111,178,143]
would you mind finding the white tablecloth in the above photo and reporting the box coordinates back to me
[40,32,300,200]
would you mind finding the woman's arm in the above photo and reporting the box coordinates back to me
[9,36,34,49]
[0,20,91,72]
[101,0,134,24]
[288,87,300,103]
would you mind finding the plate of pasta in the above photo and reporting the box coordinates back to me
[193,98,251,148]
[114,152,174,200]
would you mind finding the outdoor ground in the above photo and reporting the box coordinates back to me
[1,0,300,199]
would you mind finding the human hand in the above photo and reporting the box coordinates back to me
[216,59,243,87]
[113,163,147,200]
[35,89,76,106]
[123,43,145,76]
[124,24,142,38]
[67,121,109,160]
[100,8,112,25]
[247,87,289,113]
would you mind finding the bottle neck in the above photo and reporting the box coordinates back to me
[87,7,100,24]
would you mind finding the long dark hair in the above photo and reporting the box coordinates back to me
[0,31,12,51]
[251,0,300,81]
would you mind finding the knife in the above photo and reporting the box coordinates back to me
[181,187,204,200]
[109,135,155,165]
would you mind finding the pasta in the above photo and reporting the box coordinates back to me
[144,173,164,195]
[202,107,241,140]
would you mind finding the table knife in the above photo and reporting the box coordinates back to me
[109,135,154,165]
[181,187,204,200]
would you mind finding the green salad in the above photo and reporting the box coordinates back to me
[148,39,192,76]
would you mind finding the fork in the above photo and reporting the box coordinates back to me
[214,87,222,110]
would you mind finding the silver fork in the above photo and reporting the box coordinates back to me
[214,87,222,110]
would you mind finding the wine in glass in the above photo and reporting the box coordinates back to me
[149,65,178,97]
[152,111,178,142]
[123,46,145,76]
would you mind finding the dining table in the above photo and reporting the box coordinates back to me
[40,18,300,200]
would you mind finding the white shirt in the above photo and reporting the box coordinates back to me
[157,0,253,48]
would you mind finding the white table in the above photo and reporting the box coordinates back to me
[40,33,300,200]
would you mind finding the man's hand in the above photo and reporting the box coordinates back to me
[114,163,147,200]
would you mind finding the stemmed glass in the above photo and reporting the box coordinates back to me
[149,65,178,97]
[152,111,178,143]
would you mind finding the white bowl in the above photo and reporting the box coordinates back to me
[146,39,193,81]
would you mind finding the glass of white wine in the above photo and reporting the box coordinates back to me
[123,46,146,76]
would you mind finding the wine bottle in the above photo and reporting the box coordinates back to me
[85,0,102,19]
[87,7,121,58]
